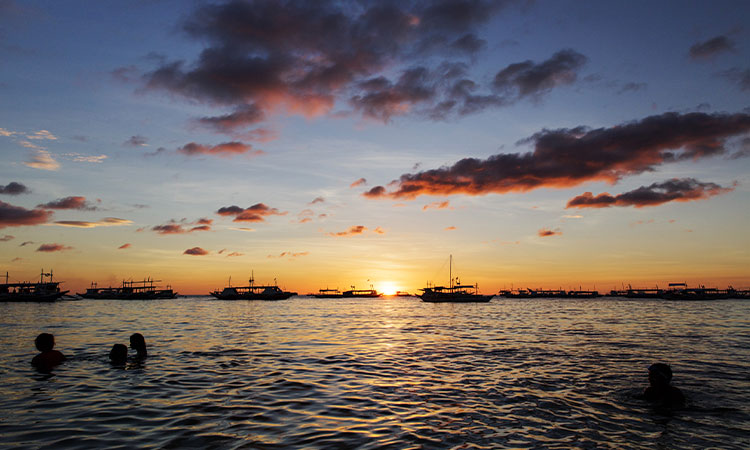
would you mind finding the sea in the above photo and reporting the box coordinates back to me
[1,296,748,449]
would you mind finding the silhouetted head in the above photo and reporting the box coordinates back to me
[129,333,147,356]
[109,343,128,364]
[35,333,55,352]
[648,363,673,387]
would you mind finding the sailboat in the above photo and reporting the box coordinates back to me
[419,256,493,303]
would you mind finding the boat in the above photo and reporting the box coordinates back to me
[342,286,381,298]
[312,288,343,298]
[419,256,493,303]
[0,270,68,302]
[77,278,178,299]
[661,283,730,301]
[394,291,412,297]
[210,274,297,300]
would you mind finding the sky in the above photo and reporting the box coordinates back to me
[1,0,749,295]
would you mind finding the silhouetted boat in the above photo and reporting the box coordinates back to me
[342,286,381,298]
[420,256,493,303]
[661,283,730,300]
[0,270,68,302]
[78,278,177,299]
[313,288,343,298]
[394,291,412,297]
[211,274,296,300]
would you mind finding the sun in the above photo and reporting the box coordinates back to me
[378,282,398,296]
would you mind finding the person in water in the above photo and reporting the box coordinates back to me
[31,333,66,370]
[643,363,685,408]
[129,333,147,358]
[109,343,128,365]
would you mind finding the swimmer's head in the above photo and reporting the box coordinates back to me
[129,333,146,351]
[648,363,673,385]
[35,333,55,352]
[109,343,128,363]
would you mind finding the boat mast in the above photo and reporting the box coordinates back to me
[449,254,452,289]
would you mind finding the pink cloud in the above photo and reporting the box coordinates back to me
[37,243,73,252]
[184,247,209,255]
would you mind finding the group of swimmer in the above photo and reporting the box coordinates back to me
[31,332,685,408]
[31,332,148,371]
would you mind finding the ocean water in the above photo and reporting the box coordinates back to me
[0,296,748,449]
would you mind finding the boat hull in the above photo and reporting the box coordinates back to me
[0,290,68,302]
[420,293,493,303]
[210,291,297,301]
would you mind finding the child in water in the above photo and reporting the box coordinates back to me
[109,343,128,365]
[644,363,685,408]
[129,333,147,358]
[31,333,66,370]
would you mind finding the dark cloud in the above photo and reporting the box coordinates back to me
[124,135,148,147]
[538,228,561,237]
[19,240,34,246]
[216,203,286,222]
[689,35,735,60]
[137,0,516,130]
[37,243,72,252]
[177,141,263,157]
[310,197,325,204]
[184,247,209,256]
[38,196,96,210]
[566,178,734,209]
[0,182,29,195]
[0,201,52,228]
[1,234,14,241]
[492,49,587,99]
[617,82,647,95]
[365,111,750,199]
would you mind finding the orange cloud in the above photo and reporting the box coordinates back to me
[422,200,451,211]
[328,225,367,237]
[118,243,131,249]
[538,228,562,237]
[38,196,96,210]
[177,141,265,157]
[217,203,286,222]
[350,178,367,188]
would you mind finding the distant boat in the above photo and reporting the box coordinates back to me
[419,256,493,303]
[342,286,381,298]
[0,270,68,302]
[78,278,177,299]
[210,274,296,300]
[394,291,412,297]
[313,288,343,298]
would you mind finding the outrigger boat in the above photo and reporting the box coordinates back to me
[210,274,297,300]
[0,270,68,302]
[419,256,493,303]
[78,278,177,299]
[313,288,343,298]
[342,286,381,298]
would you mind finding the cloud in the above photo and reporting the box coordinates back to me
[124,135,148,147]
[1,234,14,241]
[350,178,367,188]
[365,111,750,199]
[118,243,131,249]
[37,243,72,252]
[26,130,57,140]
[184,247,209,255]
[216,203,286,222]
[310,197,325,204]
[177,141,264,157]
[63,153,108,163]
[151,218,212,234]
[0,201,52,228]
[566,178,734,209]
[0,182,29,195]
[617,82,647,94]
[492,49,587,100]
[720,67,750,91]
[20,241,34,246]
[328,225,367,237]
[226,252,243,257]
[423,200,451,210]
[39,196,97,210]
[24,150,60,171]
[689,35,735,60]
[54,217,133,228]
[373,226,386,234]
[268,251,309,259]
[445,226,457,230]
[538,228,561,237]
[136,0,516,131]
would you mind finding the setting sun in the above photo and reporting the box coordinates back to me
[378,282,398,296]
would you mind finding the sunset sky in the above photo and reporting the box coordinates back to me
[1,0,749,295]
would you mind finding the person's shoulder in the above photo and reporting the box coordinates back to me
[50,350,66,362]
